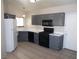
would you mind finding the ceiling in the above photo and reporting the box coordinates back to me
[4,0,77,14]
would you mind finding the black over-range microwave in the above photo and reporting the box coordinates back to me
[42,20,53,26]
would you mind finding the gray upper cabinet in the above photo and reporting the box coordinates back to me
[32,13,65,26]
[53,13,65,26]
[32,15,42,25]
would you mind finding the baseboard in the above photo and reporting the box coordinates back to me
[63,48,77,53]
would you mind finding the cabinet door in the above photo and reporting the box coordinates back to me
[53,13,65,26]
[18,31,28,42]
[49,36,59,49]
[49,35,63,50]
[34,33,39,44]
[32,15,42,25]
[28,32,34,42]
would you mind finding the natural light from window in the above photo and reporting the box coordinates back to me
[16,17,24,26]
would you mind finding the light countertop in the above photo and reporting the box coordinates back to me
[49,32,64,36]
[17,28,64,35]
[17,27,44,33]
[17,25,64,34]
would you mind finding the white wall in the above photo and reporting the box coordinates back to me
[1,0,6,58]
[31,4,76,14]
[63,12,77,51]
[24,14,32,27]
[25,4,76,26]
[25,4,77,51]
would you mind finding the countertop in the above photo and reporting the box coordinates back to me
[17,27,44,33]
[17,28,64,36]
[17,25,64,34]
[49,32,64,36]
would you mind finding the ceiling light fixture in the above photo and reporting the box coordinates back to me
[30,0,39,3]
[22,15,26,18]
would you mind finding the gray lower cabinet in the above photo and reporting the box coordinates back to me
[34,33,39,44]
[49,35,63,50]
[18,31,28,42]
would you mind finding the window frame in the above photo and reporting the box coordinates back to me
[16,17,24,27]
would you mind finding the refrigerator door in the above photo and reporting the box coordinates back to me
[5,19,17,52]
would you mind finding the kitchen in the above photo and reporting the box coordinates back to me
[2,0,77,59]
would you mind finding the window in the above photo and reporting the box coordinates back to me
[16,17,24,26]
